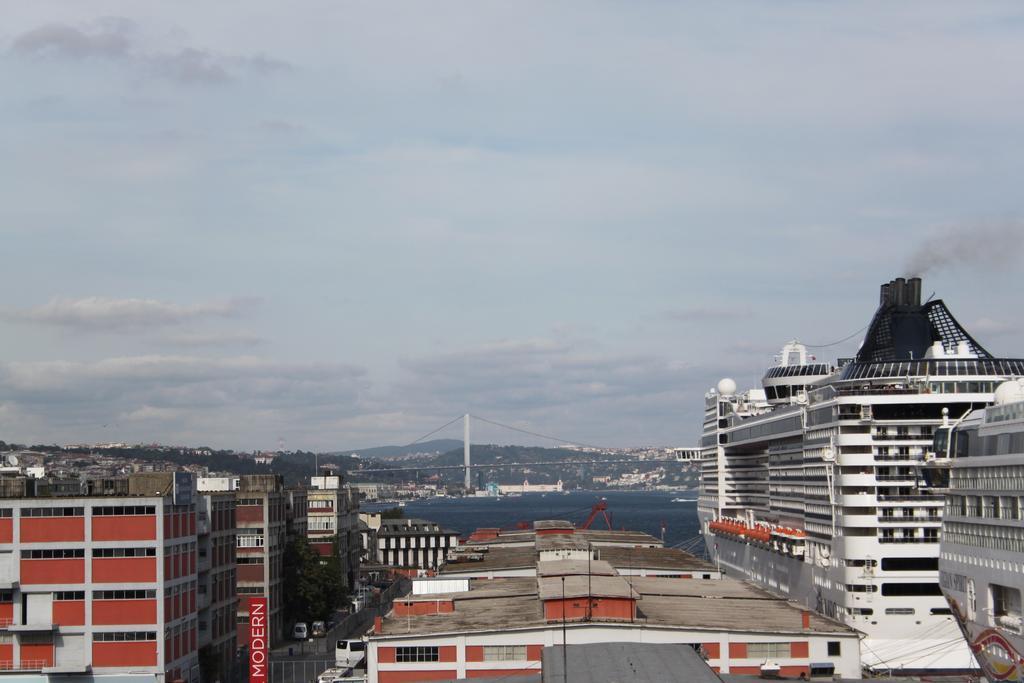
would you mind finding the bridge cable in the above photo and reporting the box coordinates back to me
[470,414,606,450]
[403,415,465,448]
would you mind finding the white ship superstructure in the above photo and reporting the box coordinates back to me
[937,380,1024,683]
[698,277,1024,675]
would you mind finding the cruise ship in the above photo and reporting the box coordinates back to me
[697,277,1024,674]
[935,379,1024,682]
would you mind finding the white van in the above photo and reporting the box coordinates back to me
[335,639,366,668]
[292,622,309,640]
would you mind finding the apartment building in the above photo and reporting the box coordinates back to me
[307,475,361,591]
[196,492,237,683]
[199,475,287,649]
[0,471,201,683]
[375,518,459,571]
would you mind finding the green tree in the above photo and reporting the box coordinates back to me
[283,535,348,624]
[380,507,404,519]
[283,535,320,624]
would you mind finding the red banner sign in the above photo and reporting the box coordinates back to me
[249,597,268,683]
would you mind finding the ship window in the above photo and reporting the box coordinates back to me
[881,583,942,597]
[882,557,938,571]
[991,584,1022,621]
[930,608,952,615]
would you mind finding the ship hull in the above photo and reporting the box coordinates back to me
[702,525,975,673]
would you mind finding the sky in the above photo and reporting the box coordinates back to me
[1,1,1024,451]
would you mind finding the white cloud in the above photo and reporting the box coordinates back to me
[9,18,292,85]
[160,331,265,348]
[2,297,255,331]
[0,354,369,449]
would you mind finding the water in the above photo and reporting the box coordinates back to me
[367,490,702,549]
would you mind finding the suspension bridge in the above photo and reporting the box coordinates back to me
[350,413,700,488]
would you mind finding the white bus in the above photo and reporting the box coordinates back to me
[335,639,366,669]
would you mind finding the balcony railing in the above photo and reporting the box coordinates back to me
[0,660,49,671]
[878,537,939,544]
[878,516,941,524]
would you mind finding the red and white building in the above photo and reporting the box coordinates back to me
[307,474,361,592]
[199,475,287,648]
[196,491,237,682]
[366,524,862,682]
[0,471,203,683]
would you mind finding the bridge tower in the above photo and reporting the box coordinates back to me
[463,413,471,490]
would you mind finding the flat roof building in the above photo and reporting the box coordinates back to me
[0,471,206,683]
[376,518,459,571]
[366,524,861,682]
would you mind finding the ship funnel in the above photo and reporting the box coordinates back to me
[879,277,922,307]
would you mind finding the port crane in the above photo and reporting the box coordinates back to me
[580,500,613,530]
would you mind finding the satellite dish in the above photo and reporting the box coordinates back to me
[5,454,19,468]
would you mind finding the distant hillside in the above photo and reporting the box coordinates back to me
[326,439,463,460]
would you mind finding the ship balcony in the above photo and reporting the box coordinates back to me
[840,493,877,505]
[876,494,942,503]
[836,434,873,447]
[840,474,878,487]
[877,516,941,525]
[837,453,877,467]
[839,514,879,527]
[875,474,918,483]
[878,536,939,544]
[871,434,932,442]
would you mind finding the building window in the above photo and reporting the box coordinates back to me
[54,591,85,601]
[827,641,841,656]
[238,587,264,595]
[483,645,527,661]
[237,498,262,507]
[21,549,84,559]
[396,646,439,663]
[93,590,156,600]
[93,548,156,558]
[309,518,335,531]
[94,632,157,641]
[746,642,791,659]
[22,507,84,517]
[93,505,156,516]
[238,535,264,548]
[237,557,264,565]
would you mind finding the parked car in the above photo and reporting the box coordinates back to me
[292,622,309,640]
[311,621,327,638]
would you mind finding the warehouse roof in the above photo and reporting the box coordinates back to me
[377,574,854,637]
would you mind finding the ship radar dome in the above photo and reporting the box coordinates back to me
[993,379,1024,406]
[717,378,737,396]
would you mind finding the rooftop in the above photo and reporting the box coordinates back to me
[378,518,459,536]
[537,574,638,601]
[536,559,617,577]
[441,543,716,575]
[377,573,852,637]
[542,642,723,683]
